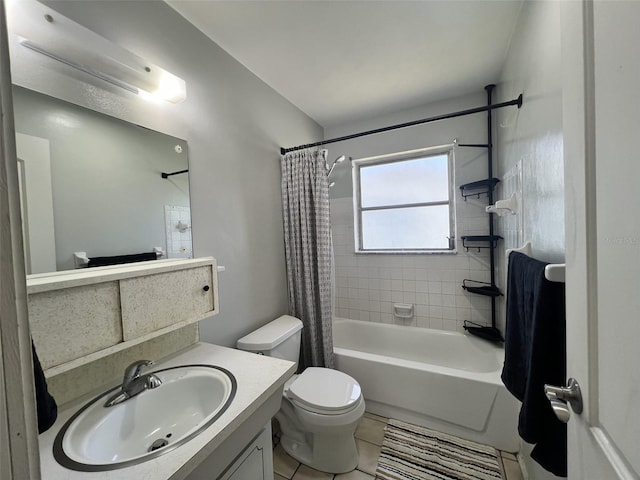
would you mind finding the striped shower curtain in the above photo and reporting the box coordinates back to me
[281,148,334,369]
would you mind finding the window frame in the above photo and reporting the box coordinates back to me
[352,144,457,254]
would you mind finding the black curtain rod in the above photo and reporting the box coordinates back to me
[280,93,523,155]
[161,169,189,179]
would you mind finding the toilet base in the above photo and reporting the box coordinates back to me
[280,429,359,474]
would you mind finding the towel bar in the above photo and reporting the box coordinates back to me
[544,264,565,283]
[506,243,565,283]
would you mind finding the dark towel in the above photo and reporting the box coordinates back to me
[501,252,567,477]
[88,251,157,268]
[32,342,57,433]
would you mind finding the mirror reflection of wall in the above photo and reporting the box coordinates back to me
[12,86,192,274]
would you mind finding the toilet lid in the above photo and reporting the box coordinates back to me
[287,367,361,413]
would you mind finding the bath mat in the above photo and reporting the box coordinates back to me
[376,419,504,480]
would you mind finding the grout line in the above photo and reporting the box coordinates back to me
[291,462,301,479]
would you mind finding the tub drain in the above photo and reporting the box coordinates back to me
[148,438,169,452]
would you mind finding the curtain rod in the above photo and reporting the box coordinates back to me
[280,92,523,155]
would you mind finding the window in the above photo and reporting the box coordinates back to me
[353,145,455,253]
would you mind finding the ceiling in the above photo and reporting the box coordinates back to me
[167,1,524,128]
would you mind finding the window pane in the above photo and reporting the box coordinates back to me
[361,205,451,250]
[360,154,449,207]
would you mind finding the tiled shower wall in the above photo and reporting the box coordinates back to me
[331,195,493,333]
[326,92,498,333]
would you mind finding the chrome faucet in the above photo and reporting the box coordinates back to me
[104,360,163,407]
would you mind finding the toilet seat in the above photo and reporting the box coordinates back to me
[285,367,362,415]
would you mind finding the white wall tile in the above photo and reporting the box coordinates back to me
[329,132,495,333]
[416,316,429,328]
[390,268,403,280]
[430,318,444,330]
[429,293,443,306]
[442,319,457,332]
[403,280,416,292]
[415,293,428,305]
[402,268,416,280]
[415,269,428,281]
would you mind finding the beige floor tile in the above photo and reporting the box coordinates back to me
[502,458,524,480]
[335,469,375,479]
[363,411,388,424]
[292,464,334,479]
[356,439,381,476]
[355,416,387,446]
[275,475,289,480]
[274,444,300,479]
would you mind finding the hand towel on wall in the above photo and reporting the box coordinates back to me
[88,251,157,267]
[501,251,567,477]
[32,341,57,433]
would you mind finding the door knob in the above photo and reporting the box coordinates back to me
[544,378,583,423]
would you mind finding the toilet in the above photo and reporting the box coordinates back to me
[237,315,365,474]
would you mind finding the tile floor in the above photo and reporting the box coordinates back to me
[273,412,524,480]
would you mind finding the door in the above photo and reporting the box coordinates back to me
[15,133,56,274]
[562,1,640,478]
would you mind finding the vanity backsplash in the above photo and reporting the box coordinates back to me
[27,258,219,404]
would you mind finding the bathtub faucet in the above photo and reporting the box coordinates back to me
[104,360,163,407]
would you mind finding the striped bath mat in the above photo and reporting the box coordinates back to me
[376,419,504,480]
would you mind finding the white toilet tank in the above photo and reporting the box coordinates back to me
[237,315,303,366]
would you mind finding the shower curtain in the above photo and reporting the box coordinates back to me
[281,148,334,369]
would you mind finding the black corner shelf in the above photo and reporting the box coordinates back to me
[462,279,503,297]
[456,86,522,344]
[461,235,503,251]
[459,178,500,200]
[463,321,504,343]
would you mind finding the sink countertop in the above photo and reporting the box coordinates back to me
[38,342,296,479]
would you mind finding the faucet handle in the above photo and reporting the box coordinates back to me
[123,360,154,383]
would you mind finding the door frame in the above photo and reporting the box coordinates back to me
[0,1,41,478]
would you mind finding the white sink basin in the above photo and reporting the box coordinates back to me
[53,365,236,471]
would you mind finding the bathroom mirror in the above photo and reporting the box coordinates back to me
[13,86,192,274]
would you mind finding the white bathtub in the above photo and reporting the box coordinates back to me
[333,318,519,452]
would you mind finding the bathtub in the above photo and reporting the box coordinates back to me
[333,318,519,452]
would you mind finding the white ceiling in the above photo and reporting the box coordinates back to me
[167,1,524,128]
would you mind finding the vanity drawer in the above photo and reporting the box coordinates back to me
[120,265,216,340]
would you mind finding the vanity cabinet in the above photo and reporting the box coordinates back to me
[27,258,219,373]
[220,426,273,480]
[187,424,274,480]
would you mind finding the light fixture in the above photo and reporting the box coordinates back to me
[19,39,140,95]
[7,0,187,104]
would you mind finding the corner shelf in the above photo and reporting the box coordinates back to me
[462,279,502,297]
[459,178,500,200]
[456,86,523,344]
[461,235,503,251]
[463,321,504,343]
